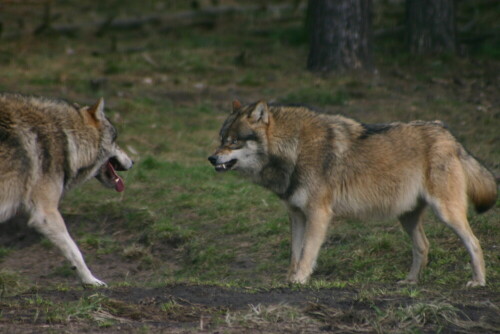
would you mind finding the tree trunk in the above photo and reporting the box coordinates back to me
[406,0,456,55]
[307,0,372,72]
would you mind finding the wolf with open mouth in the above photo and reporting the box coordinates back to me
[209,100,497,287]
[0,93,133,286]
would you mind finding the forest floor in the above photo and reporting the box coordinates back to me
[0,1,499,333]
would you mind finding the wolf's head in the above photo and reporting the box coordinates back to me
[208,100,271,175]
[83,98,133,192]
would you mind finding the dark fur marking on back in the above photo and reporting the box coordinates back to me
[359,123,395,139]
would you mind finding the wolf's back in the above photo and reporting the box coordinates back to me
[459,147,497,213]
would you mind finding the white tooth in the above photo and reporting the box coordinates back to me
[222,163,226,169]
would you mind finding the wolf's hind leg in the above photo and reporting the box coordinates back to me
[398,202,429,285]
[427,160,486,287]
[431,201,485,287]
[28,208,106,287]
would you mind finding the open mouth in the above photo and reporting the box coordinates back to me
[214,159,237,172]
[102,157,126,192]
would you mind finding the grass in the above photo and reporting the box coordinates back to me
[2,1,499,290]
[224,303,317,329]
[0,1,498,332]
[0,248,10,261]
[15,293,125,326]
[0,271,26,298]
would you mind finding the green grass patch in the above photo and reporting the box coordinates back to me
[0,247,10,261]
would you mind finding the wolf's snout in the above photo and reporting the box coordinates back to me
[110,156,133,171]
[208,156,237,172]
[208,155,218,166]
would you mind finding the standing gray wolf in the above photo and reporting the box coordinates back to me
[0,93,133,286]
[209,100,497,287]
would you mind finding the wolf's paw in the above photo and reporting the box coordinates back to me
[82,277,107,288]
[288,272,309,285]
[466,280,485,288]
[397,278,418,285]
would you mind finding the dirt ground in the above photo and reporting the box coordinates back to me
[2,285,498,333]
[1,217,499,333]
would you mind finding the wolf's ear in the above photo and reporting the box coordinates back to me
[248,101,269,124]
[87,98,106,124]
[232,99,242,112]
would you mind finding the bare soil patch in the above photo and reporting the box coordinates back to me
[1,283,499,333]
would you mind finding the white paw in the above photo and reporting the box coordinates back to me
[397,278,418,285]
[82,277,107,287]
[466,280,485,288]
[288,272,309,284]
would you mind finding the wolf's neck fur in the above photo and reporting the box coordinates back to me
[255,107,315,197]
[255,106,363,199]
[61,120,103,191]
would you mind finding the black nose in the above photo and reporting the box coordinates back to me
[208,155,218,165]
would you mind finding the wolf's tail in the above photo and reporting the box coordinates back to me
[460,147,498,213]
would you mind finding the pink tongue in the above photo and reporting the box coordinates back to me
[107,161,125,192]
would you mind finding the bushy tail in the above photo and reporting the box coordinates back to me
[460,148,498,213]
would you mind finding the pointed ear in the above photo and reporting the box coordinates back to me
[232,99,242,112]
[87,98,106,123]
[248,101,269,124]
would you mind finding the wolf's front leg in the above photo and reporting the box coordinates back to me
[29,208,106,287]
[287,207,306,280]
[288,206,332,284]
